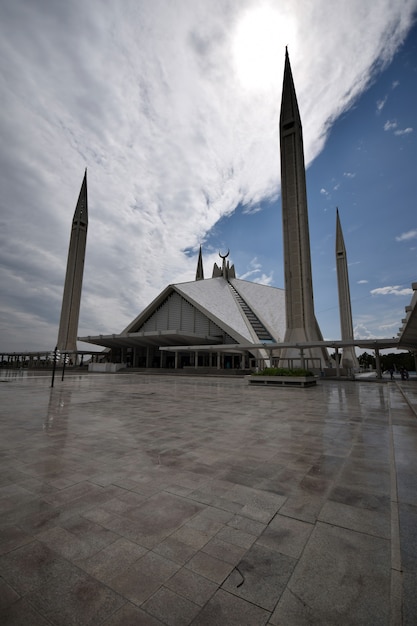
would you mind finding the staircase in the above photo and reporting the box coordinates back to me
[228,283,274,341]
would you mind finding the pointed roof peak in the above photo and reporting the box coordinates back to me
[335,207,345,253]
[284,46,290,69]
[280,44,300,126]
[195,245,204,281]
[74,170,88,226]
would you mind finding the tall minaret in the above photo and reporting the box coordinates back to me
[279,49,328,366]
[336,209,359,369]
[57,170,88,353]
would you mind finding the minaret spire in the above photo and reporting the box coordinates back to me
[279,49,328,368]
[336,208,359,370]
[195,245,204,281]
[57,170,88,353]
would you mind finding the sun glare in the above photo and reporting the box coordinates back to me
[232,5,295,91]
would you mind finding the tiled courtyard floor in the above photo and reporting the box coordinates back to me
[0,371,416,625]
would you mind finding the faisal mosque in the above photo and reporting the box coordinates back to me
[49,50,417,375]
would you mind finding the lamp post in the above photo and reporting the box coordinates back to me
[51,346,59,388]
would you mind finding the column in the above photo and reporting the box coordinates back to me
[375,349,382,379]
[299,348,305,370]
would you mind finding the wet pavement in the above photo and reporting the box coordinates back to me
[0,371,416,625]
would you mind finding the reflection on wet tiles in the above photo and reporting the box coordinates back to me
[329,484,390,512]
[278,492,327,524]
[271,522,391,625]
[319,500,391,539]
[0,374,416,624]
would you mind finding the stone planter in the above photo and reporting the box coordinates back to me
[245,375,316,388]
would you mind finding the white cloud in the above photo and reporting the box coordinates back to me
[343,171,356,178]
[395,229,417,241]
[320,188,329,195]
[384,120,413,135]
[238,257,273,285]
[0,0,416,350]
[253,273,274,286]
[239,256,261,280]
[392,80,400,89]
[353,318,401,340]
[376,96,387,112]
[379,321,400,330]
[353,323,377,340]
[239,269,260,280]
[384,119,398,130]
[357,279,368,284]
[370,285,413,296]
[242,205,262,215]
[394,127,413,135]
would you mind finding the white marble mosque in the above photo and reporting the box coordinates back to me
[52,50,417,374]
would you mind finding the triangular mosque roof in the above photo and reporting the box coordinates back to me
[80,276,286,350]
[175,277,286,343]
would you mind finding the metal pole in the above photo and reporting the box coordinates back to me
[51,346,58,388]
[61,353,67,381]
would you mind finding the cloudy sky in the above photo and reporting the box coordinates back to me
[0,0,416,353]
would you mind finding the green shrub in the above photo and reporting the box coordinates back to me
[254,367,314,377]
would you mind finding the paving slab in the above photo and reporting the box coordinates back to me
[102,602,165,625]
[222,543,296,611]
[191,589,270,625]
[0,372,416,624]
[270,521,390,625]
[142,587,201,625]
[165,567,218,606]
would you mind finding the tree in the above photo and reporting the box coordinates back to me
[329,352,341,364]
[358,352,375,369]
[380,352,415,372]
